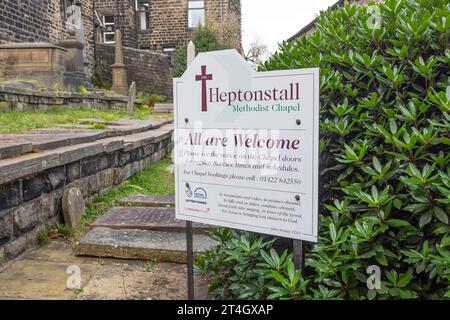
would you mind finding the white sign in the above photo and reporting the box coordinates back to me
[174,50,319,242]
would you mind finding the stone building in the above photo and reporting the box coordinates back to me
[0,0,96,75]
[288,0,384,41]
[94,0,242,61]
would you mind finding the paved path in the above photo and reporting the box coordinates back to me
[0,240,208,300]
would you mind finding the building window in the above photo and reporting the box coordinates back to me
[163,47,175,66]
[61,0,82,29]
[139,1,150,31]
[103,15,116,43]
[188,0,205,28]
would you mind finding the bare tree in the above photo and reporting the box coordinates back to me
[245,37,269,66]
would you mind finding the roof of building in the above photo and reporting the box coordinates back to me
[286,0,344,42]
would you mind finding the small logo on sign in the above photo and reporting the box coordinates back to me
[185,184,193,198]
[194,187,207,199]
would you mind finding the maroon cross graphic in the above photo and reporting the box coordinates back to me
[195,65,213,112]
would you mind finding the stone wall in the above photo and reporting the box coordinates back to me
[0,124,173,266]
[95,43,172,98]
[139,0,241,52]
[94,0,138,48]
[0,0,95,75]
[0,85,131,111]
[93,0,241,53]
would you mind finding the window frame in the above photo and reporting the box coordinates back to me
[162,46,176,66]
[138,0,150,31]
[187,0,205,28]
[103,15,116,44]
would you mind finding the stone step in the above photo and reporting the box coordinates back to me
[92,206,207,233]
[0,142,33,160]
[74,227,217,263]
[0,131,105,158]
[59,118,172,137]
[119,194,175,207]
[0,119,173,161]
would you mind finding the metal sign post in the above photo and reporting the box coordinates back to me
[186,221,195,300]
[293,239,305,269]
[185,42,196,301]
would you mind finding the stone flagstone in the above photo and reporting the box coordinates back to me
[0,142,32,160]
[119,195,175,207]
[74,227,217,263]
[92,206,207,233]
[0,130,105,153]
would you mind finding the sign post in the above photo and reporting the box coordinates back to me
[174,49,319,298]
[185,41,196,300]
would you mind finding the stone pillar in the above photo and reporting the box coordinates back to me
[59,29,92,89]
[60,30,85,74]
[111,30,128,96]
[187,41,196,66]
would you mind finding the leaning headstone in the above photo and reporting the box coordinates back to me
[127,81,136,115]
[62,187,85,227]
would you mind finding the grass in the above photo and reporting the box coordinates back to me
[73,157,174,240]
[0,107,171,134]
[143,261,157,272]
[37,222,73,245]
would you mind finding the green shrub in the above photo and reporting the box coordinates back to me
[172,24,231,77]
[197,229,310,299]
[198,0,450,300]
[91,69,112,90]
[138,92,167,109]
[78,86,90,95]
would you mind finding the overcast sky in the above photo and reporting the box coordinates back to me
[241,0,338,54]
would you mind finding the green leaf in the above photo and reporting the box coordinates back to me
[434,207,448,224]
[376,254,388,266]
[393,198,402,209]
[373,157,382,173]
[419,211,433,228]
[387,219,411,227]
[367,289,377,300]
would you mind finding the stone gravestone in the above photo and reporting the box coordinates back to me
[127,81,136,115]
[62,187,85,227]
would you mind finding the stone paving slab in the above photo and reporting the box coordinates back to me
[59,118,172,138]
[92,206,207,233]
[119,195,175,207]
[78,118,150,126]
[0,142,33,160]
[74,227,218,263]
[0,240,208,300]
[0,130,104,152]
[0,258,97,300]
